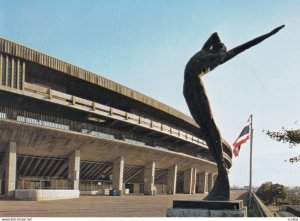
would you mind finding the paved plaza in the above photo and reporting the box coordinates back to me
[0,190,247,217]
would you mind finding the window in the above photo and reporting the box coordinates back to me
[0,55,24,89]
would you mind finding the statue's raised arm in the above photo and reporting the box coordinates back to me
[201,32,222,51]
[222,25,285,64]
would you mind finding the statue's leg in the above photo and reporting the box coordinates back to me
[203,122,230,200]
[184,79,224,166]
[183,79,230,200]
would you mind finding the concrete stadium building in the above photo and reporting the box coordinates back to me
[0,37,232,200]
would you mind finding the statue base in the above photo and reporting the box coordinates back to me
[166,199,247,217]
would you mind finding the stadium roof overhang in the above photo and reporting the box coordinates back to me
[0,119,217,173]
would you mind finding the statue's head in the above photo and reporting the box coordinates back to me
[212,42,227,53]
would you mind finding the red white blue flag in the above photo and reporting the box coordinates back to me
[233,120,251,157]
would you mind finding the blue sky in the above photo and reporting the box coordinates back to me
[1,0,299,187]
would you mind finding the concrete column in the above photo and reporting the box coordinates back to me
[133,183,140,194]
[0,154,5,195]
[197,171,208,193]
[5,142,17,198]
[144,161,155,195]
[167,164,177,195]
[68,150,80,190]
[112,156,124,196]
[191,168,197,194]
[183,168,193,194]
[207,172,214,192]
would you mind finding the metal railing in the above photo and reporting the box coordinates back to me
[280,205,300,217]
[17,178,71,190]
[250,191,274,217]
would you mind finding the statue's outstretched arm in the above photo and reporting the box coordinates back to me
[202,32,221,51]
[221,25,285,64]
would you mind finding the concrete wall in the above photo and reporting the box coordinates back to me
[15,189,79,201]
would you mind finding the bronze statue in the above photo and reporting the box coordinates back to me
[183,25,285,200]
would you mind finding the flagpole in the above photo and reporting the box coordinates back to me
[249,114,254,207]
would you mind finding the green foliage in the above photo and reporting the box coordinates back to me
[264,128,300,146]
[263,123,300,163]
[256,182,272,204]
[288,194,300,205]
[287,155,300,163]
[270,183,288,205]
[256,182,287,205]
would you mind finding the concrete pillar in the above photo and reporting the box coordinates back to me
[183,168,193,194]
[144,161,155,195]
[207,172,214,192]
[112,156,124,196]
[133,183,140,194]
[0,154,5,195]
[68,150,80,190]
[167,164,177,195]
[197,171,208,193]
[191,168,197,194]
[5,142,17,198]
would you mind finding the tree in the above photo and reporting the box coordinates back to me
[263,123,300,163]
[270,183,288,205]
[288,194,300,205]
[256,182,272,204]
[256,182,287,205]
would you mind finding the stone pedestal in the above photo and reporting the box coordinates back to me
[166,200,247,217]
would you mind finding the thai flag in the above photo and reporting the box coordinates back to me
[233,120,251,157]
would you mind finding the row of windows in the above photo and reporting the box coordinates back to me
[0,112,6,118]
[17,116,70,130]
[0,53,24,89]
[0,111,115,140]
[0,112,69,130]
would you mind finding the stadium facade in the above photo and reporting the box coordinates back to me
[0,37,232,200]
